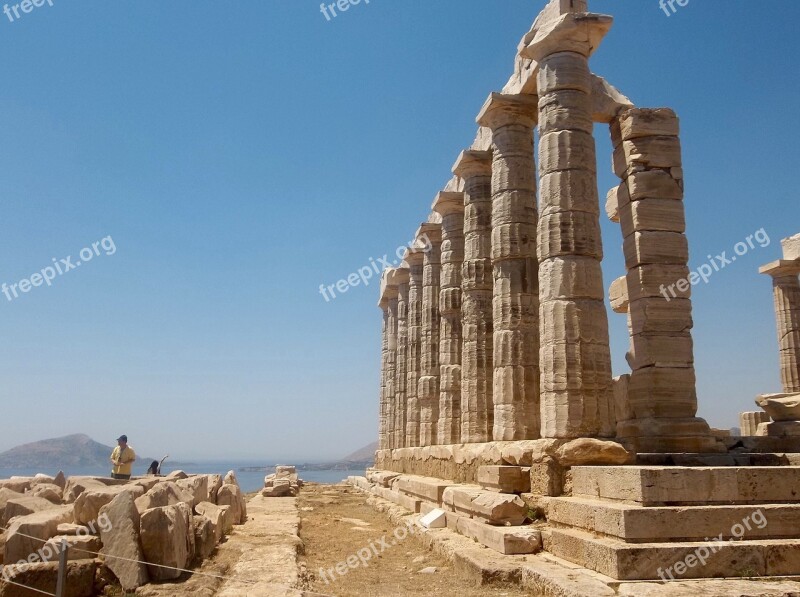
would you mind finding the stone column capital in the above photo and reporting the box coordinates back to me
[416,222,442,245]
[452,150,493,179]
[378,268,401,308]
[477,92,539,129]
[403,248,426,267]
[520,12,612,62]
[760,260,800,279]
[431,192,465,217]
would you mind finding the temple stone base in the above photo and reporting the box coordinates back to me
[616,417,724,453]
[540,465,800,580]
[757,421,800,437]
[375,438,633,484]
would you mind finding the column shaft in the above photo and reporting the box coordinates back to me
[434,193,465,445]
[394,277,410,448]
[405,253,425,448]
[418,225,443,447]
[773,274,800,393]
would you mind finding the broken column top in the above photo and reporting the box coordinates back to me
[415,222,442,245]
[378,268,402,308]
[521,10,613,62]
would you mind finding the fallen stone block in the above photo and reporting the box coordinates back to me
[75,484,145,525]
[455,514,541,555]
[4,505,74,564]
[176,475,209,507]
[193,514,217,562]
[419,508,447,529]
[443,486,528,526]
[41,534,102,562]
[196,501,232,539]
[3,495,60,526]
[0,560,95,597]
[30,483,63,504]
[134,481,193,514]
[99,490,148,591]
[217,483,247,524]
[140,503,194,581]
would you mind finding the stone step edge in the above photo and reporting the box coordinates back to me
[545,525,800,581]
[543,496,800,542]
[349,477,618,597]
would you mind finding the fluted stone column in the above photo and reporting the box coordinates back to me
[385,275,400,450]
[454,150,494,444]
[405,249,426,448]
[761,260,800,394]
[522,9,615,438]
[393,268,410,449]
[433,192,466,445]
[378,296,390,450]
[418,224,443,447]
[478,92,541,441]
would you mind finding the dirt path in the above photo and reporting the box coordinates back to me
[298,483,537,597]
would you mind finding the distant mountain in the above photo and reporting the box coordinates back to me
[342,441,378,463]
[0,434,143,469]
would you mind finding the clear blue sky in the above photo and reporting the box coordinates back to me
[0,1,797,461]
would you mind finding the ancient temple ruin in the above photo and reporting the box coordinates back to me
[363,0,800,587]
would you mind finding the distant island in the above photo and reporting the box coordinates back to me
[239,440,377,473]
[0,434,155,470]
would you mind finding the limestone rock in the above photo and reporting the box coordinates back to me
[3,505,74,563]
[0,488,25,523]
[53,471,66,490]
[134,481,193,514]
[176,475,209,507]
[3,495,60,526]
[756,393,800,422]
[553,438,633,466]
[195,501,231,540]
[74,485,145,525]
[98,491,148,591]
[41,534,101,562]
[165,470,188,481]
[140,503,194,581]
[0,478,32,494]
[193,514,216,562]
[217,483,246,524]
[223,470,239,488]
[207,474,223,503]
[63,478,108,504]
[0,560,95,597]
[30,483,63,504]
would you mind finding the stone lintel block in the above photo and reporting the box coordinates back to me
[477,92,539,129]
[760,259,800,278]
[523,15,613,63]
[757,421,800,438]
[626,169,683,201]
[609,276,628,314]
[454,513,541,554]
[627,366,697,417]
[539,170,599,216]
[611,107,679,149]
[623,231,688,269]
[605,186,620,223]
[620,197,686,238]
[453,149,493,179]
[432,191,465,216]
[628,333,694,370]
[613,136,682,179]
[591,73,634,124]
[629,297,693,335]
[782,233,800,260]
[538,129,597,176]
[477,465,531,494]
[538,211,603,260]
[539,256,604,302]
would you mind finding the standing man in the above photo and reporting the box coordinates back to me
[110,435,136,480]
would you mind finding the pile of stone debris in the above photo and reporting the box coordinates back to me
[261,465,303,497]
[0,469,248,596]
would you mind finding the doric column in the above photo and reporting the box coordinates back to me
[378,293,390,450]
[478,92,541,441]
[433,192,466,445]
[609,107,715,452]
[405,249,426,448]
[761,259,800,394]
[453,150,494,444]
[393,268,410,449]
[417,223,443,447]
[522,9,615,438]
